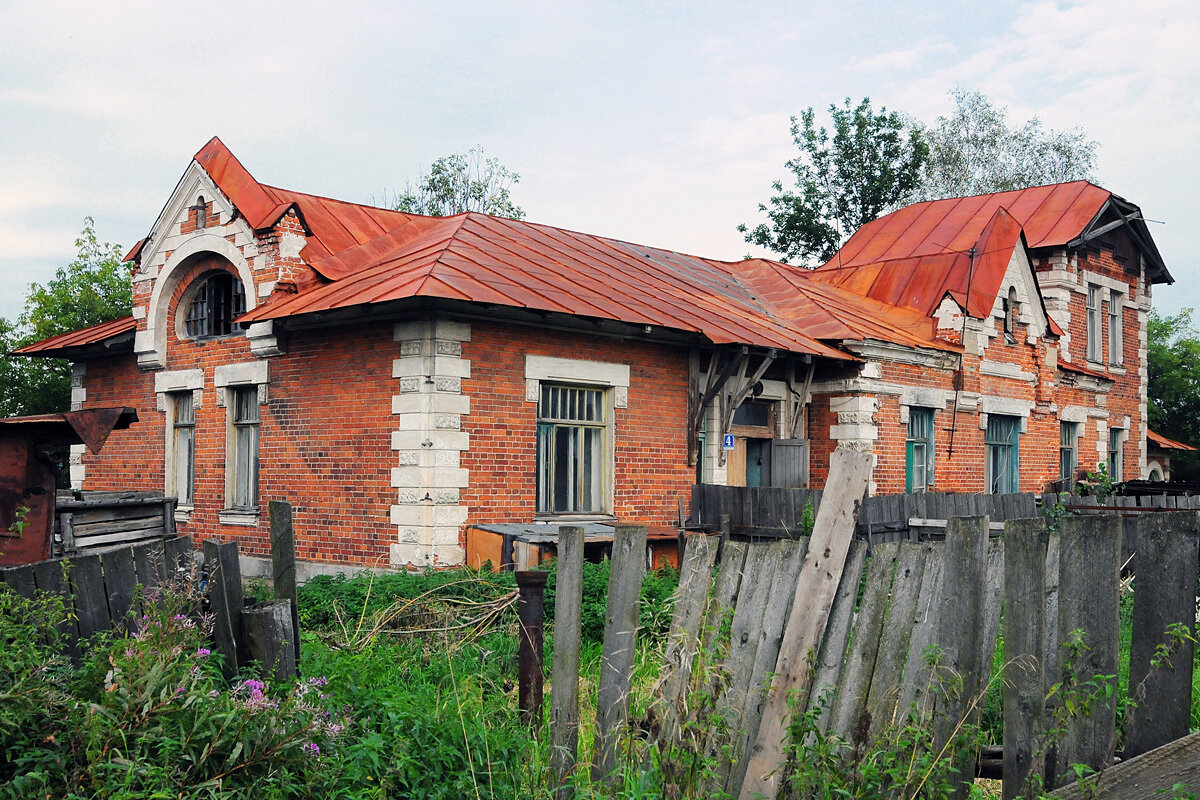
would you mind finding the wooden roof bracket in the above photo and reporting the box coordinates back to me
[786,356,815,439]
[717,348,777,467]
[687,345,747,466]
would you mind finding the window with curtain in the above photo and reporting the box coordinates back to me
[230,387,259,510]
[906,408,935,493]
[536,385,607,514]
[985,414,1020,494]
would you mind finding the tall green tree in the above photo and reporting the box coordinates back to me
[393,146,525,219]
[739,97,929,265]
[1147,307,1200,481]
[0,218,131,417]
[913,88,1099,201]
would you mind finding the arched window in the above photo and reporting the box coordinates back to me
[184,271,246,338]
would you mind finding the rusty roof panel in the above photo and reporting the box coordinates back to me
[12,315,136,357]
[1147,430,1195,451]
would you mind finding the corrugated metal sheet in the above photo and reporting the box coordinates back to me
[12,316,136,356]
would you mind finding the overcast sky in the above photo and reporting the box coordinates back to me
[1,0,1196,324]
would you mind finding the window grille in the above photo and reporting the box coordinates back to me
[536,385,606,514]
[184,272,246,339]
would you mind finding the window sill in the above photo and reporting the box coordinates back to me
[533,513,619,525]
[1108,365,1126,375]
[218,510,259,527]
[175,506,193,524]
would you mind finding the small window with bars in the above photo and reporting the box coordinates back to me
[536,385,607,514]
[184,272,246,339]
[230,387,260,510]
[172,393,195,506]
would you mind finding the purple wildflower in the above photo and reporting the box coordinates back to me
[196,648,211,657]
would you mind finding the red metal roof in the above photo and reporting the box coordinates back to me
[1148,430,1196,451]
[813,183,1118,322]
[12,315,136,357]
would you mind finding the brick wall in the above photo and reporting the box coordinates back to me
[461,321,694,528]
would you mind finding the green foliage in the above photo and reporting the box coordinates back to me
[543,559,679,646]
[393,146,526,220]
[913,88,1099,202]
[0,580,348,799]
[1147,307,1200,480]
[800,499,816,537]
[0,218,131,418]
[1077,462,1116,502]
[740,97,929,265]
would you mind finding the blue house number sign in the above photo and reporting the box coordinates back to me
[723,433,735,450]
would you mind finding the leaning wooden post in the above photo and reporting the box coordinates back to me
[203,539,245,679]
[1125,511,1200,758]
[1051,513,1121,788]
[517,570,548,730]
[242,600,298,681]
[1003,518,1049,800]
[740,446,873,800]
[269,500,301,665]
[550,526,585,799]
[593,524,647,785]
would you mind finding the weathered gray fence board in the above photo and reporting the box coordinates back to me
[1003,519,1049,800]
[977,536,1006,693]
[164,536,191,575]
[242,600,298,681]
[1,564,37,598]
[99,546,138,632]
[203,539,244,679]
[1052,514,1121,788]
[550,526,584,798]
[33,557,78,656]
[655,532,718,750]
[810,538,868,733]
[133,538,166,591]
[1050,729,1200,799]
[1125,512,1199,758]
[895,542,947,715]
[829,541,899,740]
[594,525,647,785]
[865,540,929,741]
[269,500,301,666]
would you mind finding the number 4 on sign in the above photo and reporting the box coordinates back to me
[723,433,735,450]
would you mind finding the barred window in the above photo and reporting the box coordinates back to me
[537,385,607,514]
[184,272,246,339]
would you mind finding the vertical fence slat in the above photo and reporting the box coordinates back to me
[593,525,647,785]
[33,558,79,659]
[1052,514,1121,787]
[1125,512,1200,758]
[99,546,138,632]
[203,540,244,679]
[1003,518,1049,800]
[864,540,929,741]
[133,539,165,592]
[810,538,869,732]
[1,564,37,599]
[550,526,585,798]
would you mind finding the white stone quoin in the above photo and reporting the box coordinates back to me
[390,319,471,566]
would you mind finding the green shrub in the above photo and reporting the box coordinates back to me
[542,558,680,645]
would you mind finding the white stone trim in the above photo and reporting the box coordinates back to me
[897,387,955,424]
[978,395,1035,432]
[69,443,86,490]
[525,355,630,408]
[155,368,204,394]
[69,362,87,412]
[389,319,472,568]
[840,340,958,370]
[827,394,880,493]
[980,360,1035,383]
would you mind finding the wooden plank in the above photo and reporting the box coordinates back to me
[933,515,989,800]
[551,526,585,799]
[73,527,167,549]
[99,546,138,632]
[895,538,948,715]
[740,446,872,799]
[163,535,192,576]
[1051,514,1121,788]
[33,558,79,658]
[71,516,166,537]
[269,500,301,666]
[726,536,810,794]
[1003,518,1050,800]
[655,532,718,750]
[865,540,929,741]
[978,536,1006,690]
[593,525,647,785]
[830,544,897,738]
[1125,512,1199,758]
[68,553,111,641]
[61,504,164,524]
[55,495,167,510]
[809,538,868,732]
[1050,729,1200,799]
[203,540,244,679]
[132,538,166,592]
[1,564,37,599]
[1043,527,1061,709]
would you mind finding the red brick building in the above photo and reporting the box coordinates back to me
[16,139,1172,570]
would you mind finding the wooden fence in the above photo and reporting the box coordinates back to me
[0,535,193,658]
[54,490,177,557]
[559,462,1200,797]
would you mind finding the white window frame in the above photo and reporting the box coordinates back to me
[1086,284,1102,363]
[1108,427,1124,482]
[1108,290,1124,366]
[215,361,268,526]
[154,369,204,521]
[168,392,196,508]
[525,355,628,521]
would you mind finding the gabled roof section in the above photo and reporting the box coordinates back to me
[238,211,956,358]
[1148,430,1196,452]
[12,315,136,358]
